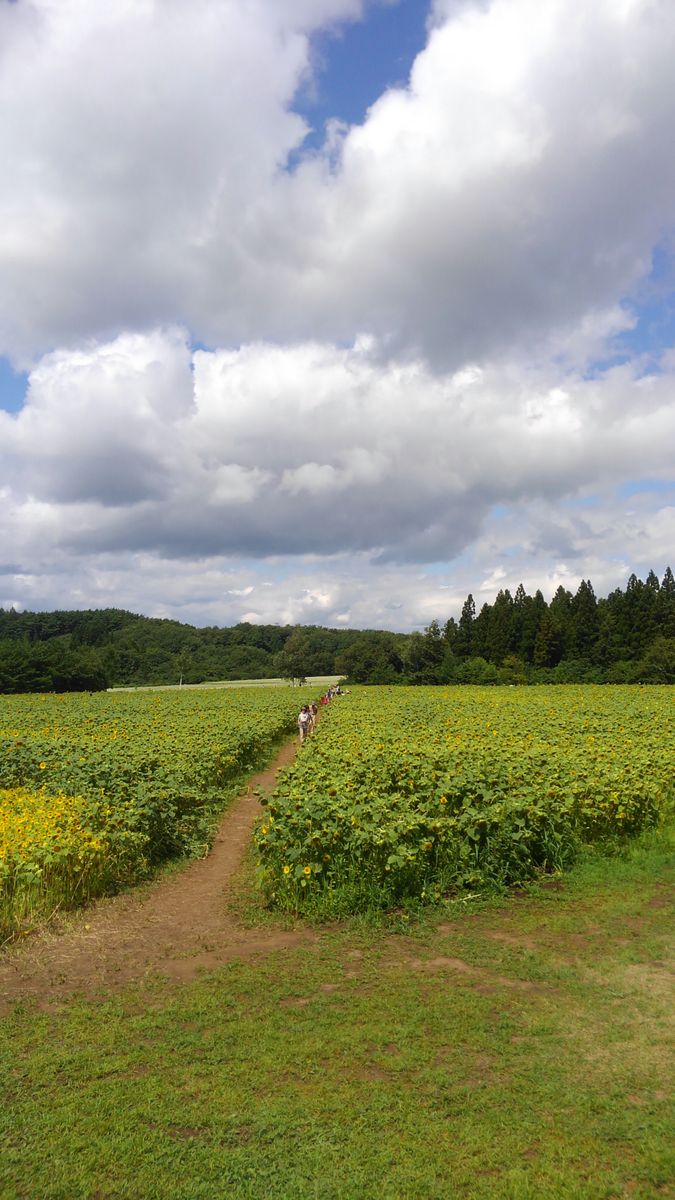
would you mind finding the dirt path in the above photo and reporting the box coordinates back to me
[0,739,317,1015]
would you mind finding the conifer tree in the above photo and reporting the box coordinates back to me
[455,594,476,659]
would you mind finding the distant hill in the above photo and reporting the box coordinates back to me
[0,606,407,693]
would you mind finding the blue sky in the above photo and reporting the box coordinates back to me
[297,0,429,141]
[0,358,27,414]
[588,245,675,377]
[0,0,673,627]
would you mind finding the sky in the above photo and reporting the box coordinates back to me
[0,0,674,632]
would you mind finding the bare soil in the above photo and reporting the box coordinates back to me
[0,738,317,1015]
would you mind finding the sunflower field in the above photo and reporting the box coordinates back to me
[0,686,312,937]
[256,685,674,915]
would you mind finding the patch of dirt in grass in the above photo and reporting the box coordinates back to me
[622,961,675,999]
[352,1066,392,1083]
[472,1050,497,1070]
[0,739,317,1016]
[123,1064,151,1079]
[628,1091,670,1106]
[432,1047,453,1067]
[428,1047,502,1091]
[493,975,553,992]
[406,955,476,974]
[233,1125,254,1142]
[394,950,557,996]
[484,931,539,951]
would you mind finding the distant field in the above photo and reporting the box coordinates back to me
[107,674,343,692]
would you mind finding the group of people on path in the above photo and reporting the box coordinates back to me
[297,685,344,743]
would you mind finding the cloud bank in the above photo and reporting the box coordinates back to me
[1,328,673,625]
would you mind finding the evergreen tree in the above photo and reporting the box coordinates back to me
[571,580,599,661]
[443,616,459,652]
[486,589,514,664]
[548,585,574,660]
[533,611,563,668]
[622,574,659,657]
[518,588,547,664]
[510,583,528,658]
[655,566,675,639]
[471,603,491,660]
[455,594,476,659]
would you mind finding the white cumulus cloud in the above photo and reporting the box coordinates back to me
[0,0,674,627]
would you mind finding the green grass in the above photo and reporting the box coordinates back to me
[1,831,673,1199]
[107,675,343,692]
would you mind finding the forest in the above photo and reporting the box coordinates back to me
[0,568,673,693]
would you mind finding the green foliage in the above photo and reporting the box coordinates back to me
[335,633,405,684]
[256,685,674,915]
[0,687,314,937]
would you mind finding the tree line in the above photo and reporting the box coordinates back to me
[390,568,675,687]
[0,568,673,694]
[0,608,388,694]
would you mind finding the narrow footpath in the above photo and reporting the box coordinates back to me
[0,738,316,1016]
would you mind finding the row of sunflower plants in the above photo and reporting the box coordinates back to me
[255,685,674,916]
[0,686,313,938]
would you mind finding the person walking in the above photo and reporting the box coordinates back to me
[297,704,311,743]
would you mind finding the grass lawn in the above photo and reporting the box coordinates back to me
[1,833,673,1200]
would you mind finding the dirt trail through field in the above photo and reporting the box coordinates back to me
[0,739,317,1015]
